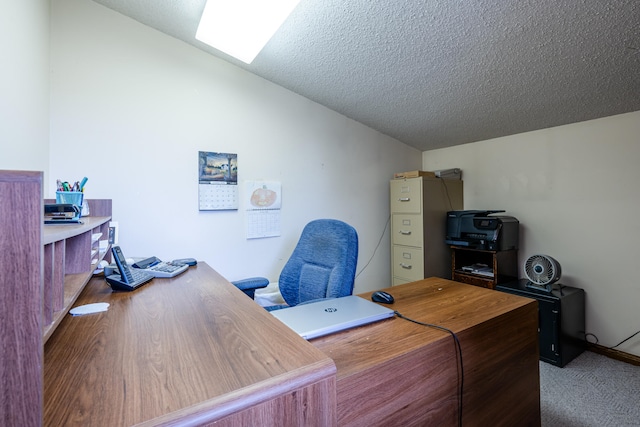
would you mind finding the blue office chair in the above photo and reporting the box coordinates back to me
[232,219,358,311]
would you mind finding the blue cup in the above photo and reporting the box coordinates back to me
[56,191,84,208]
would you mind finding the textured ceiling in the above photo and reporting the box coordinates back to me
[91,0,640,151]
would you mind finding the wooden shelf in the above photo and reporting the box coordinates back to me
[43,269,104,342]
[450,246,518,289]
[42,214,112,343]
[42,216,108,244]
[1,170,112,425]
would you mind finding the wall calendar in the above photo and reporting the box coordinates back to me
[245,180,282,239]
[198,151,238,211]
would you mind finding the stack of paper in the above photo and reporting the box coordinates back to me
[462,263,494,277]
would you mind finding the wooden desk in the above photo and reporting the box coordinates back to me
[313,278,541,427]
[45,268,539,427]
[44,263,336,426]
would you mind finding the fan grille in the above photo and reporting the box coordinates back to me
[524,255,561,285]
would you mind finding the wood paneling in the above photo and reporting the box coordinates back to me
[0,170,43,426]
[2,170,113,425]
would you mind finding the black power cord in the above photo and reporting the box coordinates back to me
[584,329,640,350]
[394,310,464,427]
[355,215,390,279]
[356,176,458,280]
[609,329,640,350]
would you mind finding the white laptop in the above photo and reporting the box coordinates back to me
[270,295,395,340]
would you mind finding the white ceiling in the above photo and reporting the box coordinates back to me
[91,0,640,151]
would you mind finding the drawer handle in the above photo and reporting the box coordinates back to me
[399,230,411,235]
[399,263,412,269]
[398,197,411,202]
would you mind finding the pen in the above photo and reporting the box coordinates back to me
[79,177,88,192]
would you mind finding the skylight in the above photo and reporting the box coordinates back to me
[196,0,301,64]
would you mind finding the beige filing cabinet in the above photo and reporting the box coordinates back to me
[391,177,463,285]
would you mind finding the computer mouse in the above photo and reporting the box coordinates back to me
[371,291,394,304]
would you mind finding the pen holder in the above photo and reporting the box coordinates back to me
[56,191,84,209]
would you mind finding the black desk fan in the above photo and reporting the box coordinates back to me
[524,254,562,292]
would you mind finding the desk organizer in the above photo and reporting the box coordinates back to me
[56,191,84,207]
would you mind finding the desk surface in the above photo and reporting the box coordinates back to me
[313,277,541,426]
[44,268,539,427]
[44,263,336,426]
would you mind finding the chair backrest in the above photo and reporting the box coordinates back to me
[278,219,358,307]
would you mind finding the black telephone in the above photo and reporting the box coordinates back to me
[105,246,154,291]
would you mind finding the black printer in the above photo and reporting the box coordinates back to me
[445,210,519,251]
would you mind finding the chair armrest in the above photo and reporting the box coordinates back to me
[231,277,269,299]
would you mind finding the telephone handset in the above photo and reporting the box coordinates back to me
[105,246,153,291]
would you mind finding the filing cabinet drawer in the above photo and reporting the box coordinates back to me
[392,245,424,282]
[392,276,412,286]
[391,213,423,247]
[390,178,422,214]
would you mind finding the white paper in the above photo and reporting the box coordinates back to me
[69,303,110,316]
[247,210,281,238]
[245,181,282,239]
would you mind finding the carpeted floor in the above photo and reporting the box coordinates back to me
[540,351,640,426]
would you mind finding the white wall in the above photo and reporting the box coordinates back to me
[0,0,50,185]
[423,111,640,357]
[49,0,421,293]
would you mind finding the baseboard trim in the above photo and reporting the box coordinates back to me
[587,343,640,366]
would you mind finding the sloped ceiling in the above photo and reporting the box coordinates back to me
[91,0,640,151]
